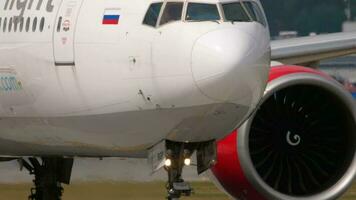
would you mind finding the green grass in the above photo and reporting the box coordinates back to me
[340,181,356,200]
[0,181,354,200]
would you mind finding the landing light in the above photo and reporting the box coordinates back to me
[165,159,172,167]
[184,158,191,166]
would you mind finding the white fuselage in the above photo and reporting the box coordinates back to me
[0,0,270,157]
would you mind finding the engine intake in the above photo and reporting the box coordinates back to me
[211,66,356,200]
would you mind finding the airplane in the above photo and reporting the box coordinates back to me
[0,0,355,199]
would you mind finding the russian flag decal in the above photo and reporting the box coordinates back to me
[102,9,120,25]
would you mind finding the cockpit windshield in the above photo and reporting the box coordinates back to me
[222,1,266,25]
[222,2,250,22]
[160,2,184,26]
[186,3,220,21]
[142,1,267,28]
[242,1,267,26]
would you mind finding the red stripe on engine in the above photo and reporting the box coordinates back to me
[212,131,265,200]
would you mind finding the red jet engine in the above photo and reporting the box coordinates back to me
[211,65,356,200]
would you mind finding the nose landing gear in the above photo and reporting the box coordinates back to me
[149,140,217,200]
[164,144,194,200]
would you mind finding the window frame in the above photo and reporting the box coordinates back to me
[242,1,267,26]
[158,1,185,27]
[142,2,164,28]
[143,0,268,28]
[220,0,267,26]
[184,2,222,22]
[220,1,253,22]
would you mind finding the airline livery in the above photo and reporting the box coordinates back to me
[0,0,355,200]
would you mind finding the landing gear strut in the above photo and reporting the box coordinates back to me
[165,142,194,200]
[19,157,74,200]
[157,140,217,200]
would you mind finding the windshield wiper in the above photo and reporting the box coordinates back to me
[231,20,241,24]
[230,19,248,24]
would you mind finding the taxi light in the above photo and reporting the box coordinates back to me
[165,159,172,167]
[184,158,191,166]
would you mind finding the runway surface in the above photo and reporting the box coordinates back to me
[0,158,355,199]
[0,181,354,200]
[0,158,204,183]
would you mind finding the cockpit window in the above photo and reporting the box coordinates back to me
[222,2,251,22]
[222,2,250,22]
[242,2,267,26]
[222,2,267,25]
[160,2,183,26]
[143,3,163,27]
[186,3,220,21]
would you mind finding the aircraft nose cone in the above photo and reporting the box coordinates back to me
[191,28,268,103]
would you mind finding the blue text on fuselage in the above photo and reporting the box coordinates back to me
[0,76,23,91]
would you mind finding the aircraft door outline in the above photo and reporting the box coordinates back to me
[53,0,84,66]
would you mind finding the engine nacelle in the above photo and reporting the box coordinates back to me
[211,66,356,200]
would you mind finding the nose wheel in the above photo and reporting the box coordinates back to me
[164,144,193,200]
[158,140,216,200]
[166,178,192,200]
